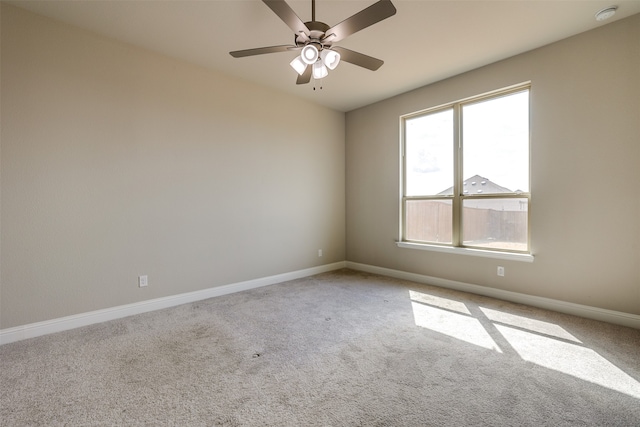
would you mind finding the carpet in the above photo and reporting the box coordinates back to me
[1,269,639,426]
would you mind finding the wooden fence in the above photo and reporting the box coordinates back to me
[406,201,527,247]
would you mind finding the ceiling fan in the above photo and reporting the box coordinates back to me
[229,0,397,85]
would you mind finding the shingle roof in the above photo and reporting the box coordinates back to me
[438,174,513,195]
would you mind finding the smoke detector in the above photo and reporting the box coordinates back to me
[595,6,617,21]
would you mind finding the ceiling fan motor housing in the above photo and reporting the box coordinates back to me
[296,21,332,50]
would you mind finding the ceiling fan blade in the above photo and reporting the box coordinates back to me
[230,45,297,58]
[296,66,312,85]
[331,46,384,71]
[323,0,396,43]
[263,0,310,37]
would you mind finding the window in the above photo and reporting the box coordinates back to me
[401,85,530,254]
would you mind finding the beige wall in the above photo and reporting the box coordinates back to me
[0,5,345,329]
[2,4,638,331]
[346,14,640,315]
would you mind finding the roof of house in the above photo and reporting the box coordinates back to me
[438,175,513,195]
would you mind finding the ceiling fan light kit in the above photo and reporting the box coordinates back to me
[290,46,340,77]
[230,0,397,86]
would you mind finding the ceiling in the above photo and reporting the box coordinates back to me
[7,1,640,112]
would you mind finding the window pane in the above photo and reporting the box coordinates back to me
[462,91,529,194]
[405,109,454,196]
[462,198,528,251]
[405,199,452,243]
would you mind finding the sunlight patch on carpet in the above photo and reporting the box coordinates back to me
[409,290,471,315]
[409,290,640,400]
[479,307,582,343]
[495,324,640,399]
[410,296,502,352]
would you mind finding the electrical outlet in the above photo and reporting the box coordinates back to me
[138,275,148,287]
[497,266,505,277]
[318,249,323,257]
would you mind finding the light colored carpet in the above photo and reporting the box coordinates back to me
[1,269,639,426]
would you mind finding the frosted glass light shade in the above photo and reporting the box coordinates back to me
[300,45,319,65]
[312,61,328,79]
[290,56,307,75]
[321,49,341,70]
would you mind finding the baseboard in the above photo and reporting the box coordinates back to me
[0,261,347,345]
[346,261,640,330]
[5,260,636,345]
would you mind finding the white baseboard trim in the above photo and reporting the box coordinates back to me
[0,261,347,345]
[346,261,640,330]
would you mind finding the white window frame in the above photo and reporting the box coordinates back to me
[398,84,533,262]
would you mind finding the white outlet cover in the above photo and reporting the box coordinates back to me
[139,275,148,287]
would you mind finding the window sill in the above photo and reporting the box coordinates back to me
[396,241,534,263]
